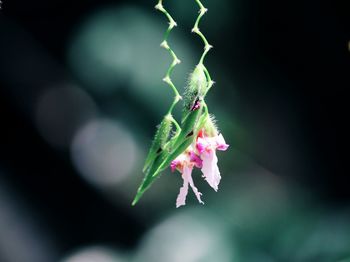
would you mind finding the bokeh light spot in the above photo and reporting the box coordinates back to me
[68,5,195,111]
[71,118,138,188]
[61,246,125,262]
[35,84,97,149]
[134,210,236,262]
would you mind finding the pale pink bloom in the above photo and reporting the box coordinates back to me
[176,165,204,208]
[196,132,229,192]
[171,148,204,208]
[171,132,228,207]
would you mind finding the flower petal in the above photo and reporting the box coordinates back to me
[196,137,208,154]
[176,170,189,208]
[171,154,186,173]
[200,149,221,191]
[190,151,203,168]
[170,160,178,172]
[186,170,204,205]
[216,134,229,151]
[176,165,204,207]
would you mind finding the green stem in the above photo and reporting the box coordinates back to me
[192,0,212,66]
[192,0,215,99]
[155,1,182,117]
[168,113,181,132]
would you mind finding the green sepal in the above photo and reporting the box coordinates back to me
[151,105,204,178]
[178,105,202,142]
[142,115,173,173]
[132,149,168,206]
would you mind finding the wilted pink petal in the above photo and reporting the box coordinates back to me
[190,151,202,168]
[185,165,204,205]
[170,159,179,172]
[200,150,221,191]
[216,133,229,151]
[176,165,203,207]
[196,137,207,153]
[176,170,189,208]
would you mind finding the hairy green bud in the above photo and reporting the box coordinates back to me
[184,65,208,110]
[143,114,173,173]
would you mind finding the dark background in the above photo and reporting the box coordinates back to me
[0,0,349,261]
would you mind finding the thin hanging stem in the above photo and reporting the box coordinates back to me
[192,0,214,89]
[155,0,182,116]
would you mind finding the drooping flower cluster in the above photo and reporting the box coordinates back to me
[132,1,228,207]
[171,128,229,207]
[132,63,229,206]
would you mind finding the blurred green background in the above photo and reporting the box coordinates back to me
[0,0,349,261]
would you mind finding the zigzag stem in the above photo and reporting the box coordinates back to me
[155,0,182,126]
[192,0,215,92]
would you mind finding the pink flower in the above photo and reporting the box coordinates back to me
[170,130,229,207]
[196,131,229,192]
[171,147,204,208]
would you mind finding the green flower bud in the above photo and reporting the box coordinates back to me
[142,115,172,173]
[183,65,208,111]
